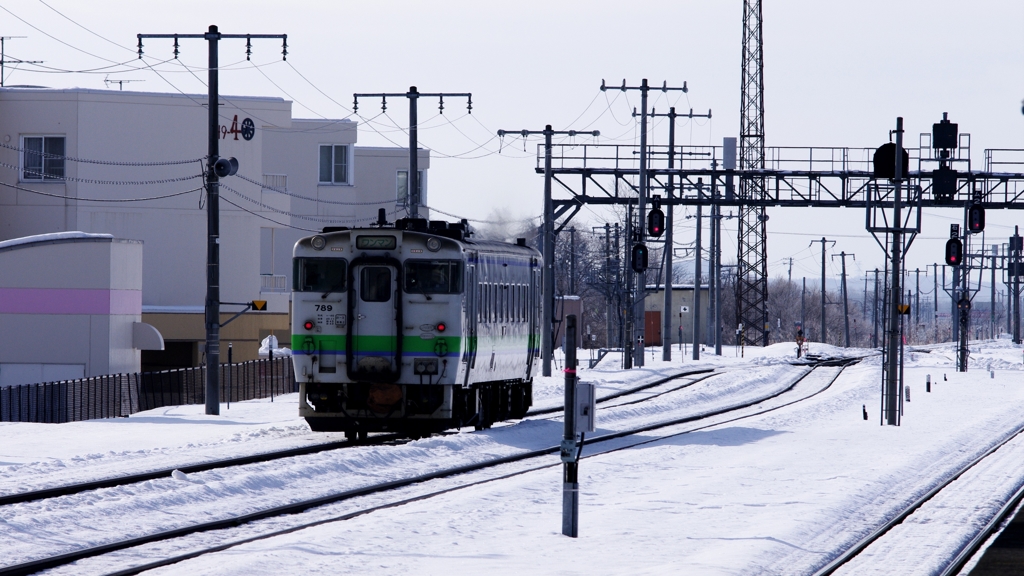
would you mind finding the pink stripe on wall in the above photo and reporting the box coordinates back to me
[109,289,142,315]
[0,288,141,315]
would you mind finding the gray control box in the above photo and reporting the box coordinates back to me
[575,381,596,434]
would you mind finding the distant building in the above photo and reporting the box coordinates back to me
[0,87,428,370]
[644,284,712,346]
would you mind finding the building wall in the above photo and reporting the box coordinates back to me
[645,286,712,345]
[0,88,428,369]
[0,235,143,386]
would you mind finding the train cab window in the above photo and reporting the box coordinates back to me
[294,258,347,292]
[405,260,463,294]
[360,267,392,302]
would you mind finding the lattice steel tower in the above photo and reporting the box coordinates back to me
[737,0,769,346]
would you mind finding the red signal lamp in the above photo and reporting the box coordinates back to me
[303,320,315,330]
[436,322,447,332]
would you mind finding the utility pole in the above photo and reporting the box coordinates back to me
[357,88,471,219]
[801,277,806,337]
[833,251,855,347]
[614,223,621,349]
[602,223,612,347]
[863,274,869,318]
[1013,227,1022,344]
[497,126,599,377]
[625,200,635,368]
[931,263,939,343]
[914,268,922,331]
[693,179,704,359]
[569,227,577,295]
[608,79,688,367]
[785,257,794,283]
[873,268,880,348]
[811,238,835,343]
[649,106,709,361]
[138,26,287,416]
[714,210,724,355]
[991,245,997,339]
[0,36,42,87]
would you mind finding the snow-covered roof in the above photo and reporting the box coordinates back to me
[0,231,114,251]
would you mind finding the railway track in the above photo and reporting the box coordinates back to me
[0,358,854,576]
[814,414,1024,576]
[0,367,715,509]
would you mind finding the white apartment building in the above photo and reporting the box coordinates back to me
[0,87,429,370]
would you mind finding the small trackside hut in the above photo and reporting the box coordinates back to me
[291,216,541,438]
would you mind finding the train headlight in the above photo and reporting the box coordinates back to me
[426,237,442,252]
[311,235,327,250]
[303,320,315,331]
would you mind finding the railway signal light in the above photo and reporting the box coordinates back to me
[968,205,985,233]
[631,243,649,273]
[873,142,910,180]
[647,207,665,237]
[945,238,963,266]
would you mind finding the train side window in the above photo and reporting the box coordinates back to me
[518,285,523,322]
[478,284,484,322]
[294,258,347,292]
[520,285,526,321]
[482,283,489,323]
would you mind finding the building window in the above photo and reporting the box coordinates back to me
[22,136,65,181]
[319,145,348,184]
[396,170,424,205]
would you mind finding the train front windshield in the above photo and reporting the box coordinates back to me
[404,260,463,294]
[295,258,347,292]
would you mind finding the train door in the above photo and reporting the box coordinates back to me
[346,257,403,382]
[463,254,478,386]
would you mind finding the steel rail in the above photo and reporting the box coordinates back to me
[0,358,855,576]
[813,414,1024,575]
[0,368,715,507]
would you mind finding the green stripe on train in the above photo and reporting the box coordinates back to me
[291,334,465,354]
[291,333,539,354]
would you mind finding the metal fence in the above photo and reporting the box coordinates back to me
[0,357,295,423]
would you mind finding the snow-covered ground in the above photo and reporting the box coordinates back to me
[2,340,1023,575]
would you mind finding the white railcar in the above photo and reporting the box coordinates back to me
[291,218,541,438]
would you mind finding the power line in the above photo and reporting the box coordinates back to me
[0,161,202,185]
[232,173,393,206]
[0,140,203,166]
[0,179,202,202]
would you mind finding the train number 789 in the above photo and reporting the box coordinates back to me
[315,304,333,312]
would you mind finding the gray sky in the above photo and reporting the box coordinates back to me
[2,0,1022,287]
